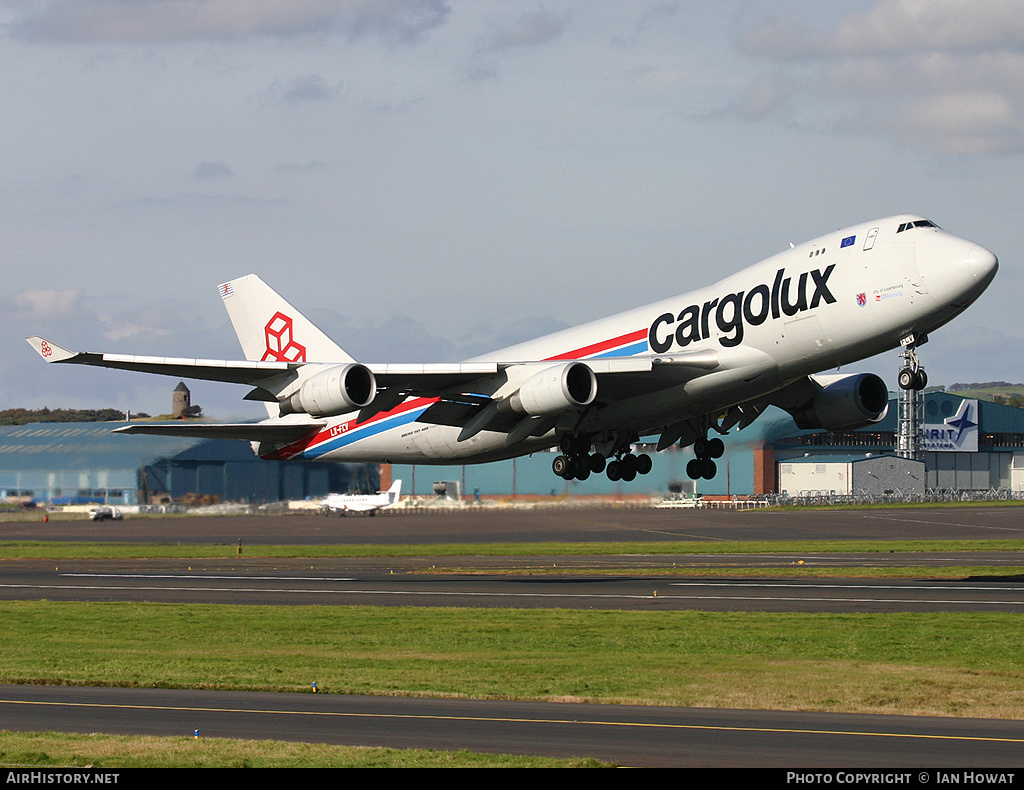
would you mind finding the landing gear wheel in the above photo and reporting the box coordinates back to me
[636,454,653,475]
[899,367,928,391]
[552,455,571,478]
[619,454,638,482]
[606,460,621,481]
[588,453,606,474]
[689,428,725,480]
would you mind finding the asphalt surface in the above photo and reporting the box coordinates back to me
[5,503,1024,544]
[3,504,1024,768]
[3,684,1024,768]
[3,555,1024,612]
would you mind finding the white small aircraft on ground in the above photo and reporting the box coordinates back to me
[320,479,402,516]
[27,215,997,483]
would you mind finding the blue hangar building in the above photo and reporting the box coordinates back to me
[0,421,376,506]
[386,392,1024,498]
[3,392,1021,505]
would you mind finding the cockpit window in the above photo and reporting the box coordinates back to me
[897,219,939,233]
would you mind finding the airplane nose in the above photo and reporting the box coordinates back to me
[966,244,998,283]
[915,232,998,298]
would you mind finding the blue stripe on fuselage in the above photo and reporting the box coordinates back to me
[301,405,430,459]
[591,340,649,359]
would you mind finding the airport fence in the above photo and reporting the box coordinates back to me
[766,488,1024,507]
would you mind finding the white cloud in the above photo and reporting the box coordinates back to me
[481,9,568,51]
[735,0,1024,154]
[3,0,451,44]
[741,0,1024,58]
[895,92,1024,155]
[263,75,346,105]
[15,288,83,319]
[192,161,233,179]
[826,0,1024,56]
[728,73,796,122]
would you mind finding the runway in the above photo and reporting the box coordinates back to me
[3,684,1023,768]
[3,555,1024,612]
[6,503,1024,544]
[3,505,1024,767]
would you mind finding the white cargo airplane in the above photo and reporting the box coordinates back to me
[27,215,997,483]
[321,479,402,516]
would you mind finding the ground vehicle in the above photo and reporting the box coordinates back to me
[89,506,123,521]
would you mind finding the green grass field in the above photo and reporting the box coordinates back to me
[3,536,1023,766]
[4,537,1024,559]
[0,730,610,768]
[2,601,1023,719]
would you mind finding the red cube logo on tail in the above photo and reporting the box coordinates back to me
[261,312,307,362]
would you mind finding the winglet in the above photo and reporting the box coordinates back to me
[26,336,77,363]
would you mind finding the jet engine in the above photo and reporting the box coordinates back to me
[280,363,377,417]
[791,373,889,431]
[507,361,597,416]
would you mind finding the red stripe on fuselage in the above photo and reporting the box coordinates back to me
[544,328,647,361]
[261,396,439,460]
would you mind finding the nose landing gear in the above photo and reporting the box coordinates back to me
[898,363,927,391]
[898,335,928,391]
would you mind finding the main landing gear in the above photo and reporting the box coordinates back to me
[686,435,724,480]
[551,434,653,482]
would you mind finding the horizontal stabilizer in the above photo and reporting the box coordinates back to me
[113,421,324,443]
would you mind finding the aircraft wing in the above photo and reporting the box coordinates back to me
[27,333,733,440]
[24,336,669,395]
[113,421,325,443]
[412,349,737,443]
[386,353,719,395]
[27,336,508,389]
[26,336,298,387]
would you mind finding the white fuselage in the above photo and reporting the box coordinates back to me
[261,216,997,465]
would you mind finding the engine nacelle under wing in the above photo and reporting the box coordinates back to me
[281,363,377,418]
[507,361,597,416]
[791,373,890,431]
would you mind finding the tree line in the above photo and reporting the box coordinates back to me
[0,408,150,425]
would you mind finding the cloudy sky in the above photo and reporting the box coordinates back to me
[3,0,1022,418]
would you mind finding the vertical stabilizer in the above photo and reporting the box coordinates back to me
[218,275,354,364]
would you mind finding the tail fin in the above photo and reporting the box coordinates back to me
[387,479,402,504]
[218,275,354,364]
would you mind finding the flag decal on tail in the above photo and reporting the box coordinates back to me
[218,282,234,299]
